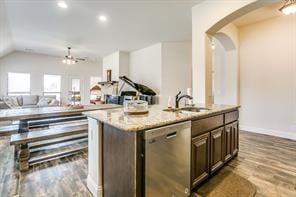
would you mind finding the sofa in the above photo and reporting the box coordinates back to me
[0,95,59,109]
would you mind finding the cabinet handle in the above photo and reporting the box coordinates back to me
[166,132,177,139]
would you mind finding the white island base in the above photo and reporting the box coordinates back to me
[87,117,103,197]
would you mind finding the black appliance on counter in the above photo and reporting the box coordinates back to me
[105,76,156,105]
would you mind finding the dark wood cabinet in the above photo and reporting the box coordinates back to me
[231,121,239,156]
[224,124,232,162]
[191,110,239,190]
[210,127,224,172]
[191,132,210,188]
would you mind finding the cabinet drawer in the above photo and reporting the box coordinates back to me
[225,110,239,124]
[192,115,224,137]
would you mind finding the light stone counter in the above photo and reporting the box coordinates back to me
[83,104,240,132]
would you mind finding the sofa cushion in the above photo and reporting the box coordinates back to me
[21,105,39,109]
[0,102,10,109]
[16,96,23,106]
[22,95,38,106]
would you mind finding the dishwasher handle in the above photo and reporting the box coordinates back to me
[166,132,177,139]
[145,121,191,140]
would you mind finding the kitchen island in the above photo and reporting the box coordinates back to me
[83,104,240,197]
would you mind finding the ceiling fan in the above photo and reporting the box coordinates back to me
[62,47,86,65]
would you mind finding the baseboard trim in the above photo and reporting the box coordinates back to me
[240,125,296,140]
[87,175,103,197]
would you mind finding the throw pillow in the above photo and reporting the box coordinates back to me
[17,96,23,106]
[22,95,38,105]
[37,97,51,106]
[50,99,59,106]
[3,97,19,107]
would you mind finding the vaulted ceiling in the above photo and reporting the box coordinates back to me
[0,0,203,61]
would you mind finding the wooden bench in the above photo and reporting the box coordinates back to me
[0,124,19,136]
[27,115,86,129]
[10,124,88,171]
[17,114,87,132]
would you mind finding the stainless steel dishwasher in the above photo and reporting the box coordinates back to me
[145,121,191,197]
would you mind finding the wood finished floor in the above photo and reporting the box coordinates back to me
[0,131,295,197]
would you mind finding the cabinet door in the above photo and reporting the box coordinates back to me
[210,127,224,173]
[191,132,210,188]
[224,124,232,162]
[231,121,239,156]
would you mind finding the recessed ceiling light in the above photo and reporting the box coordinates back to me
[58,1,68,9]
[98,15,107,22]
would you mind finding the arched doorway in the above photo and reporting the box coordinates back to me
[212,32,238,105]
[192,0,281,104]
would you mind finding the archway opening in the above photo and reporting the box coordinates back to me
[212,32,238,105]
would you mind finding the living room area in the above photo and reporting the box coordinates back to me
[0,51,102,110]
[0,1,195,195]
[1,0,296,196]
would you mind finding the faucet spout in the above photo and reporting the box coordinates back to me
[175,92,193,109]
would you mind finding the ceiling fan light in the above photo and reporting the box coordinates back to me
[62,47,80,65]
[280,0,296,15]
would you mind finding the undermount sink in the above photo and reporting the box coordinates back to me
[163,107,210,113]
[180,107,210,112]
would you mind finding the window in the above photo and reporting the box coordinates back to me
[7,72,30,96]
[44,75,61,101]
[71,78,81,104]
[71,79,80,92]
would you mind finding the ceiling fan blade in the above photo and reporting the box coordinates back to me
[76,58,86,61]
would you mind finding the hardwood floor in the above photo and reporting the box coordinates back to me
[0,131,295,197]
[0,136,91,197]
[223,131,296,197]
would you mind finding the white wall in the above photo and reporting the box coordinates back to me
[0,51,102,104]
[102,51,129,81]
[0,1,14,58]
[129,42,192,105]
[213,38,226,104]
[102,52,119,81]
[239,14,296,140]
[129,43,162,94]
[119,52,130,78]
[161,42,192,105]
[213,23,239,105]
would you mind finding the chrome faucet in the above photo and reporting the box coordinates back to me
[175,91,193,108]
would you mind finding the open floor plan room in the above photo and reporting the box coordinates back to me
[0,0,295,196]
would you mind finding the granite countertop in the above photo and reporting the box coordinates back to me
[83,104,240,132]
